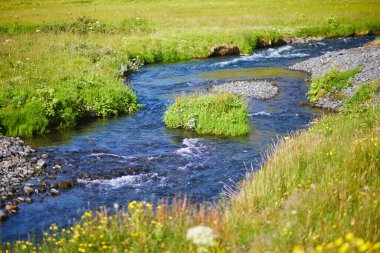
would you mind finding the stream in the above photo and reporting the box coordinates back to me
[1,36,373,242]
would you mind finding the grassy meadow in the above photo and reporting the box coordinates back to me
[164,93,249,136]
[1,0,380,136]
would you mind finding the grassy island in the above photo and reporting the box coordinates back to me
[164,93,249,136]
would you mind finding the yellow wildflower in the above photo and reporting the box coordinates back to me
[344,232,354,242]
[338,243,350,253]
[291,245,305,253]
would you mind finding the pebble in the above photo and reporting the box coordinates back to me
[50,189,60,196]
[23,185,34,195]
[0,209,6,221]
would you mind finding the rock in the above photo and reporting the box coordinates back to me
[5,203,19,213]
[25,197,33,203]
[0,209,7,221]
[256,39,286,48]
[58,180,74,190]
[208,45,240,57]
[50,189,60,196]
[46,174,56,180]
[283,37,325,44]
[52,164,61,170]
[16,197,25,203]
[36,159,47,168]
[41,154,49,159]
[24,185,34,195]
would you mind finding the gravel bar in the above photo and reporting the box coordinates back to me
[290,43,380,111]
[211,80,279,100]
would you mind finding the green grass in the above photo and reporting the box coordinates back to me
[4,95,380,253]
[164,93,249,136]
[307,68,362,103]
[1,0,380,136]
[344,82,379,109]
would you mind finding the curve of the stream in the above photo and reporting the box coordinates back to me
[1,36,373,242]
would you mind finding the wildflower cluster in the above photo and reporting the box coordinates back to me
[292,233,380,253]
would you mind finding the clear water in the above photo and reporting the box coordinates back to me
[0,36,373,242]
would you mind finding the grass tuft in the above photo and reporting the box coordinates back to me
[164,93,249,136]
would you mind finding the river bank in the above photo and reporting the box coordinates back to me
[0,136,75,222]
[291,40,380,111]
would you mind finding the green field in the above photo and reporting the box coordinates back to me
[1,0,380,136]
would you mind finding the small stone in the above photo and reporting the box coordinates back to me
[5,203,19,213]
[0,210,7,221]
[25,197,33,203]
[58,180,74,190]
[41,154,49,159]
[46,174,56,180]
[50,189,60,196]
[36,159,46,168]
[16,197,25,203]
[53,164,61,170]
[24,185,34,195]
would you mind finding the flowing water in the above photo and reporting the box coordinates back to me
[1,36,373,241]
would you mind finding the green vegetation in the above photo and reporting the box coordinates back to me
[307,68,361,103]
[344,82,379,109]
[4,97,380,253]
[0,75,139,137]
[164,93,249,136]
[1,0,380,136]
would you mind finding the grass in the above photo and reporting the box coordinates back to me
[164,93,249,136]
[307,68,362,103]
[1,0,380,136]
[3,87,380,253]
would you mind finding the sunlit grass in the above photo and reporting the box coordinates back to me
[164,93,249,136]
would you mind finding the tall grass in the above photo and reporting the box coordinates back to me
[164,93,249,136]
